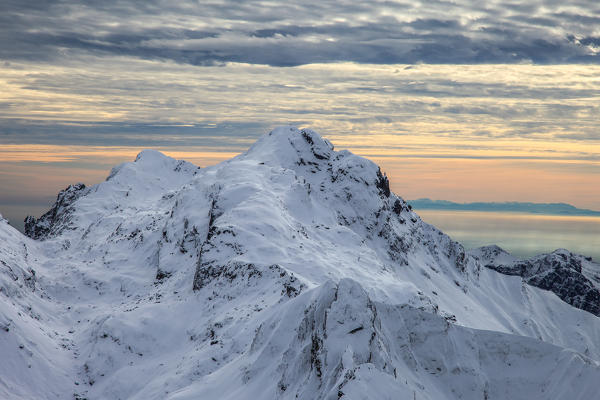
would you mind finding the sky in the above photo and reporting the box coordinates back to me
[1,0,599,231]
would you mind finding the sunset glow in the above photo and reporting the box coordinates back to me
[2,63,599,217]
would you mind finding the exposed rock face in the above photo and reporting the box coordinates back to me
[24,183,87,240]
[472,246,600,316]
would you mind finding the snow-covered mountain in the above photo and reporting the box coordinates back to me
[1,126,599,400]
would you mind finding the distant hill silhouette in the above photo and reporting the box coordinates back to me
[408,199,600,216]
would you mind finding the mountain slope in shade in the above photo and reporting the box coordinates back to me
[1,126,599,399]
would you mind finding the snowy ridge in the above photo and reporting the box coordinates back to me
[1,126,600,399]
[471,246,600,316]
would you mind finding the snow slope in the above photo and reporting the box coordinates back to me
[1,126,599,399]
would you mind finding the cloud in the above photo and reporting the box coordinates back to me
[0,119,267,148]
[1,0,600,66]
[1,59,598,148]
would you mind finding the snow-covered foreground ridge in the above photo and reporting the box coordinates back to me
[2,126,600,400]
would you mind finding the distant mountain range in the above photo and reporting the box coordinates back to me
[408,198,600,216]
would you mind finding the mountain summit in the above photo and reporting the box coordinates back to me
[2,126,600,399]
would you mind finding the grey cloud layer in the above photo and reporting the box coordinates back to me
[2,0,600,66]
[2,61,598,151]
[0,119,266,148]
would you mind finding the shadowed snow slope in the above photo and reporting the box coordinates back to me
[2,126,600,399]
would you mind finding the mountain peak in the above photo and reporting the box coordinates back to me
[107,148,199,182]
[242,126,334,168]
[134,148,172,163]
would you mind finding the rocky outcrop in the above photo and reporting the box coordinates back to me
[475,246,600,316]
[24,183,87,240]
